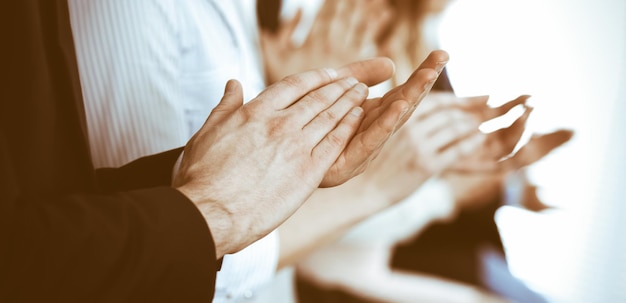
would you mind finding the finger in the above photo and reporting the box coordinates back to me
[330,0,354,46]
[336,57,395,87]
[278,9,303,47]
[343,0,367,48]
[364,67,439,132]
[311,106,364,175]
[304,82,369,144]
[431,117,482,154]
[417,94,490,118]
[366,0,394,37]
[448,157,500,173]
[356,0,391,52]
[289,77,361,125]
[420,92,489,111]
[484,106,533,159]
[436,132,486,172]
[309,0,336,42]
[348,99,410,160]
[460,95,491,108]
[416,108,470,137]
[416,49,450,74]
[396,55,447,108]
[457,128,570,173]
[501,129,574,170]
[256,67,338,110]
[319,99,410,187]
[381,50,449,126]
[475,95,530,122]
[203,79,243,129]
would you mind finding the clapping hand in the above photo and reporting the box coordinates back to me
[173,52,447,257]
[260,0,392,84]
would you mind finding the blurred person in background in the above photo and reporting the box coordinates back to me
[67,1,470,302]
[3,1,441,301]
[258,0,572,302]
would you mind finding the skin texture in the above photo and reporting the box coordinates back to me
[322,50,449,186]
[444,128,574,210]
[173,54,447,258]
[260,0,392,84]
[293,99,572,303]
[260,1,572,301]
[277,93,490,268]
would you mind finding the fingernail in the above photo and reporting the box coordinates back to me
[436,61,448,72]
[400,104,410,118]
[345,77,359,86]
[467,95,490,104]
[224,79,237,94]
[525,105,534,114]
[324,68,338,80]
[424,77,437,90]
[350,106,364,117]
[353,83,368,95]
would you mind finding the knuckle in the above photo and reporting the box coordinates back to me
[320,109,339,122]
[306,89,325,103]
[376,115,396,134]
[266,116,289,136]
[326,132,346,148]
[239,104,259,121]
[282,73,307,89]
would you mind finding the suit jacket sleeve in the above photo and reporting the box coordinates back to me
[1,138,217,302]
[0,1,217,302]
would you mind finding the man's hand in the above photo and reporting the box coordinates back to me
[412,94,575,210]
[260,0,391,84]
[174,68,370,258]
[357,93,486,204]
[321,50,449,186]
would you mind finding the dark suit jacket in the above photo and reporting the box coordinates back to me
[1,1,217,301]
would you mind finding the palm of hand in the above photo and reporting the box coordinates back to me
[175,72,369,256]
[320,51,449,187]
[260,0,392,84]
[356,94,487,203]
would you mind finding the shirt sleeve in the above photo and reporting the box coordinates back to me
[1,149,217,302]
[68,0,189,168]
[214,231,280,303]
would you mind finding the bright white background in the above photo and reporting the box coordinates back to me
[439,0,626,302]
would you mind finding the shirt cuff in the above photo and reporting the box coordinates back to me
[171,150,184,183]
[213,230,280,302]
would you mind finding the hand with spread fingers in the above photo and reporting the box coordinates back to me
[173,52,447,258]
[321,50,449,186]
[331,93,569,244]
[260,0,392,84]
[439,95,575,209]
[447,95,535,173]
[174,67,368,258]
[443,129,573,210]
[356,93,487,204]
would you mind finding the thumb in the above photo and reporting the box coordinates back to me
[203,79,243,129]
[279,8,302,47]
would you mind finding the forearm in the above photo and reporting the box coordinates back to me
[339,178,458,246]
[297,245,506,303]
[346,271,509,303]
[95,148,183,192]
[277,174,392,269]
[1,187,216,301]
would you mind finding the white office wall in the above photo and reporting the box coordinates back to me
[439,0,626,302]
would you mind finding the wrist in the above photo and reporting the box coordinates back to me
[344,174,395,216]
[175,184,237,259]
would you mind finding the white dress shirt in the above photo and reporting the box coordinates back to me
[69,1,278,302]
